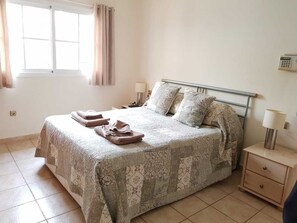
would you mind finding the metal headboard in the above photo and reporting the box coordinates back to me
[162,79,257,129]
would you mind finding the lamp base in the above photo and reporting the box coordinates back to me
[264,128,278,150]
[136,92,143,106]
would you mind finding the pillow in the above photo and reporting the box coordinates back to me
[203,102,239,127]
[202,102,220,127]
[142,81,164,107]
[168,93,183,114]
[146,83,181,115]
[172,90,216,127]
[148,81,164,99]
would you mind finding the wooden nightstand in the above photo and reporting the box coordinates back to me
[239,143,297,208]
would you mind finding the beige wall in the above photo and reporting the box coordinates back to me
[0,0,142,139]
[2,0,297,151]
[136,0,297,149]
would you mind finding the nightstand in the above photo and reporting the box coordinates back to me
[112,105,140,110]
[239,142,297,208]
[121,105,130,109]
[122,105,140,109]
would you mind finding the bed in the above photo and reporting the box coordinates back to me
[35,79,257,223]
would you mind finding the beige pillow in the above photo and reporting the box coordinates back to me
[203,102,240,127]
[168,93,183,114]
[172,90,215,127]
[146,83,181,115]
[143,81,163,107]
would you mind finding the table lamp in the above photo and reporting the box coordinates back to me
[262,109,286,150]
[135,82,146,106]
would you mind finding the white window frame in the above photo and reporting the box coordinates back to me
[7,0,93,77]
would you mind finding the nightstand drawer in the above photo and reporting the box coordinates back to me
[247,153,287,184]
[244,170,284,203]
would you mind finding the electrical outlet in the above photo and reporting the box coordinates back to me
[9,111,16,116]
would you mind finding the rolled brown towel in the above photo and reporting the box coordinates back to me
[71,112,109,127]
[107,120,132,135]
[77,110,103,120]
[94,125,144,145]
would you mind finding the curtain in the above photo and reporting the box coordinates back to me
[91,4,114,86]
[0,0,12,88]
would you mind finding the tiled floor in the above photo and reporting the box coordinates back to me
[0,138,283,223]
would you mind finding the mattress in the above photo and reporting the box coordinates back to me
[36,107,243,223]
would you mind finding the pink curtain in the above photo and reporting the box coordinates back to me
[91,4,115,86]
[0,0,12,88]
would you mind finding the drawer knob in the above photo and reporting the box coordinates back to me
[262,166,267,170]
[259,184,264,189]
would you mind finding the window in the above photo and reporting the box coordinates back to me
[7,1,93,76]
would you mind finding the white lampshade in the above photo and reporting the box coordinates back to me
[135,82,146,93]
[262,109,286,130]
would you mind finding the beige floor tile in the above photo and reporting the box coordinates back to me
[0,185,34,211]
[11,148,36,161]
[6,140,35,152]
[0,162,20,176]
[29,178,65,199]
[22,164,54,184]
[261,205,283,222]
[0,201,44,223]
[231,190,267,210]
[47,208,85,223]
[246,212,280,223]
[0,172,26,192]
[37,191,79,219]
[0,144,7,150]
[171,195,208,217]
[212,195,258,223]
[213,171,242,194]
[180,220,193,223]
[131,217,146,223]
[16,157,45,172]
[195,186,227,205]
[189,206,236,223]
[0,146,14,164]
[142,205,185,223]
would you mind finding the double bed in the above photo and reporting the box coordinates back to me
[35,79,257,223]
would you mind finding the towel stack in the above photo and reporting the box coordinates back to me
[71,110,110,127]
[94,120,144,145]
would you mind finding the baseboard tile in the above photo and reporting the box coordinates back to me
[0,133,39,144]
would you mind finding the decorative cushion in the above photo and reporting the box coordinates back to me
[146,83,181,115]
[202,102,221,127]
[172,90,216,127]
[203,102,239,127]
[149,81,164,98]
[142,81,164,107]
[168,93,183,114]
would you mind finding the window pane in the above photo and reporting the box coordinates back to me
[79,14,93,74]
[23,6,51,39]
[56,42,78,70]
[7,3,23,38]
[24,39,52,69]
[55,11,78,41]
[7,3,24,71]
[79,14,93,44]
[10,39,24,71]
